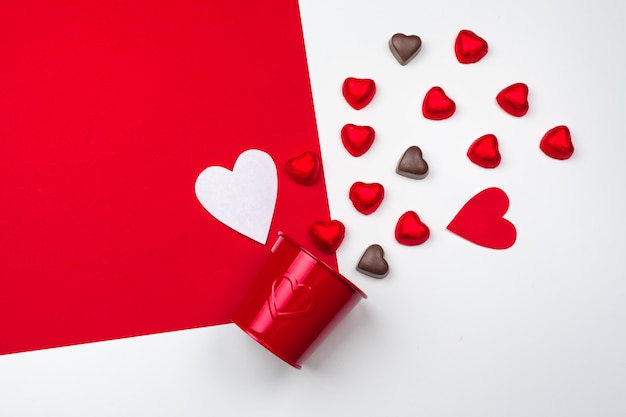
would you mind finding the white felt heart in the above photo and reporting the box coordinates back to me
[195,149,277,244]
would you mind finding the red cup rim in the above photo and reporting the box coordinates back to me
[277,232,367,299]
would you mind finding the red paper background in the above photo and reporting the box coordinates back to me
[0,0,335,355]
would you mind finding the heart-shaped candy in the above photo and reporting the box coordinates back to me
[454,29,488,64]
[447,187,516,249]
[342,77,376,110]
[389,33,422,65]
[356,244,389,279]
[310,220,345,254]
[496,83,529,117]
[395,211,430,245]
[467,134,501,168]
[341,124,376,157]
[422,86,456,120]
[349,182,384,215]
[285,150,320,186]
[195,149,277,244]
[540,125,574,160]
[269,275,316,320]
[396,146,429,179]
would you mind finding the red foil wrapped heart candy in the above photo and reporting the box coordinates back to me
[454,29,488,64]
[341,124,376,157]
[422,86,456,120]
[349,182,384,215]
[285,151,320,185]
[395,211,430,245]
[540,125,574,160]
[467,134,501,168]
[496,83,529,117]
[342,77,376,110]
[310,220,346,254]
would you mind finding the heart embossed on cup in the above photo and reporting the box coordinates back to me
[269,274,316,320]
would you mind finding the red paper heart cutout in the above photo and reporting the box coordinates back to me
[269,274,315,320]
[310,220,345,254]
[496,83,529,117]
[422,86,456,120]
[447,187,516,249]
[285,150,320,186]
[395,211,430,245]
[342,77,376,110]
[341,124,376,157]
[467,134,501,168]
[349,182,385,215]
[454,29,488,64]
[540,125,574,160]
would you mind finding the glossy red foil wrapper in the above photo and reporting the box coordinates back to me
[232,233,367,369]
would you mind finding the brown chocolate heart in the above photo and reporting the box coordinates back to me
[389,33,422,66]
[396,146,429,179]
[356,244,389,279]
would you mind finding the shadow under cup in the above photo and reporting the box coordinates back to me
[231,233,367,369]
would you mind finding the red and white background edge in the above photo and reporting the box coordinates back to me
[1,0,625,416]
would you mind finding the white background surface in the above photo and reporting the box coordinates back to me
[2,0,626,415]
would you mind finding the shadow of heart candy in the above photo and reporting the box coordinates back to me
[447,187,516,249]
[455,29,488,64]
[341,123,376,156]
[269,274,316,320]
[342,77,376,110]
[497,83,529,117]
[422,86,456,120]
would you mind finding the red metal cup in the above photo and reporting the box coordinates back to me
[232,232,367,369]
